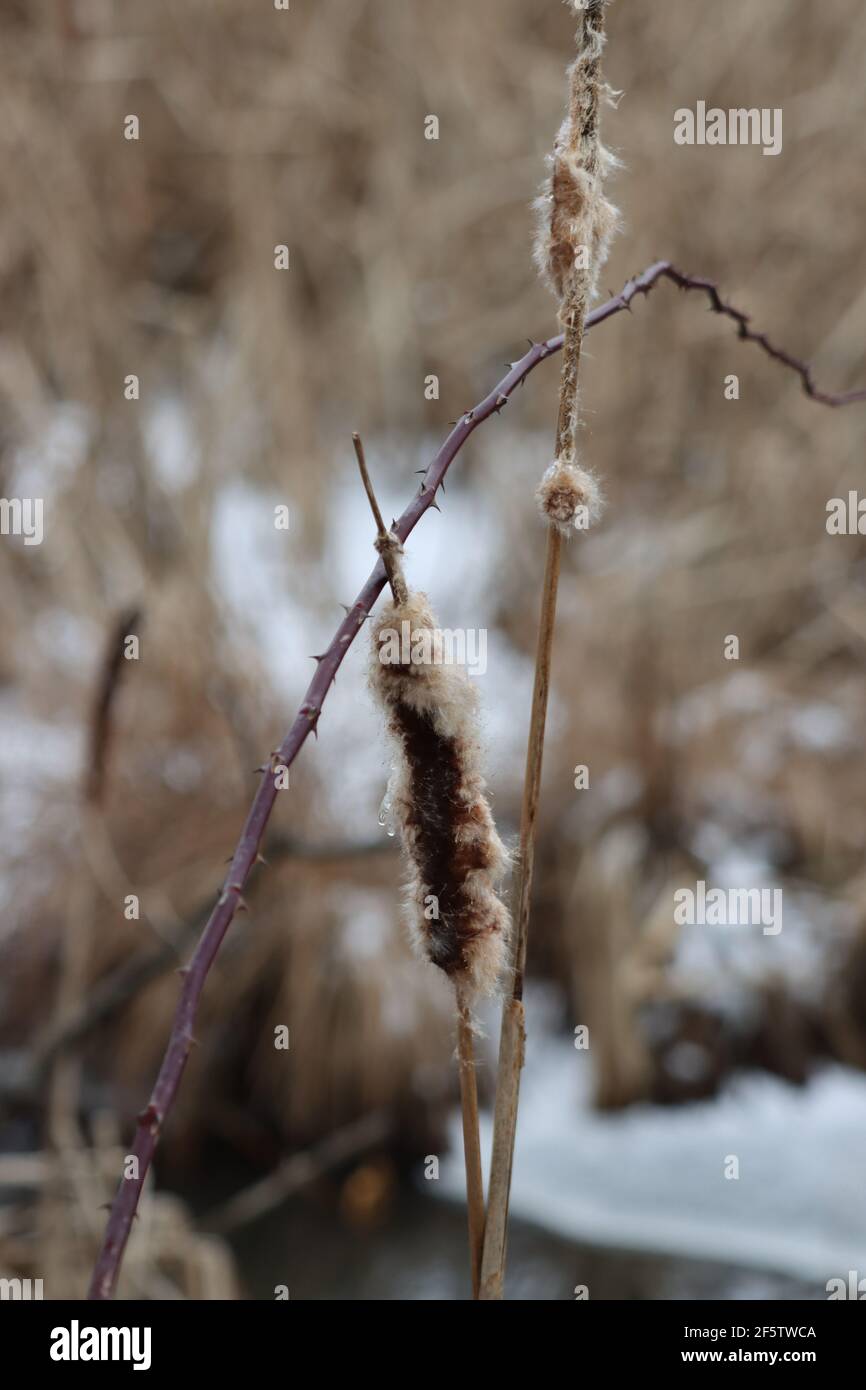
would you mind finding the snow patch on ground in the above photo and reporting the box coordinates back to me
[440,1016,866,1286]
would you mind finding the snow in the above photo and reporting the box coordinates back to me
[9,402,91,500]
[669,827,858,1012]
[208,450,536,842]
[331,886,394,963]
[439,1011,866,1286]
[0,696,81,807]
[144,394,201,494]
[785,702,853,753]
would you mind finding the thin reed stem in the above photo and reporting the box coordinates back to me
[480,524,562,1300]
[481,0,605,1298]
[455,991,485,1299]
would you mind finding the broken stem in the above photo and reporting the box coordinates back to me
[352,432,409,606]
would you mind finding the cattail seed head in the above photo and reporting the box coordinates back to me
[369,590,510,1000]
[536,456,604,535]
[534,0,619,311]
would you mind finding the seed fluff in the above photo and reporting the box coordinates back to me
[370,591,510,1001]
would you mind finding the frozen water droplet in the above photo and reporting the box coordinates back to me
[378,792,398,838]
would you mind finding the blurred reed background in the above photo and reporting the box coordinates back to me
[1,0,866,1299]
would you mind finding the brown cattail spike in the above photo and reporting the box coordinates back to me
[370,591,510,1000]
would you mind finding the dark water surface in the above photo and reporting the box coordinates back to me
[223,1188,821,1301]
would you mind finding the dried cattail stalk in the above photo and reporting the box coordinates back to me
[360,436,509,1295]
[535,0,619,474]
[369,590,510,1002]
[369,589,507,1295]
[481,0,618,1301]
[534,0,619,312]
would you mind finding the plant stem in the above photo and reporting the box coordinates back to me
[455,990,485,1299]
[352,432,409,605]
[479,523,562,1300]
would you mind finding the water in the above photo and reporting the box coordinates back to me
[224,1187,822,1301]
[378,791,397,837]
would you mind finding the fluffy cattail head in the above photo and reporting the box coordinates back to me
[536,456,604,536]
[534,0,619,309]
[369,591,510,1000]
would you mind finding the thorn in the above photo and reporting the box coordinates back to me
[256,852,268,867]
[414,468,426,475]
[253,765,267,775]
[176,966,190,978]
[310,653,327,663]
[236,897,249,913]
[429,500,441,512]
[339,603,351,615]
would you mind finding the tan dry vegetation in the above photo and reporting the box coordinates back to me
[1,0,866,1291]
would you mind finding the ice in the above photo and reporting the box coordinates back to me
[439,1017,866,1285]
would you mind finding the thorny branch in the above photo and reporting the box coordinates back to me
[88,260,866,1299]
[600,262,866,406]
